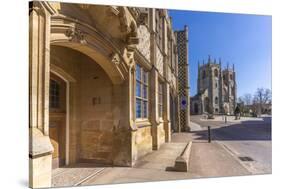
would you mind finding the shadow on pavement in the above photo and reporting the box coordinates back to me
[191,117,271,141]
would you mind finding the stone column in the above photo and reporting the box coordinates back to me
[163,82,171,142]
[29,2,54,188]
[150,67,160,150]
[148,9,160,150]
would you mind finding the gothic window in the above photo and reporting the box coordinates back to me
[215,82,218,88]
[214,69,218,77]
[50,79,60,109]
[230,74,233,80]
[158,82,164,118]
[136,64,149,119]
[215,97,219,104]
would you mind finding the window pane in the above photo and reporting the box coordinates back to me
[136,81,141,97]
[143,101,148,118]
[136,99,142,118]
[143,86,148,99]
[136,64,141,81]
[50,80,60,108]
[143,71,148,84]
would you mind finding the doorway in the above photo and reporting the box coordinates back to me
[49,73,67,169]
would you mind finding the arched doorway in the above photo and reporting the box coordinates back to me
[49,73,67,169]
[49,45,126,167]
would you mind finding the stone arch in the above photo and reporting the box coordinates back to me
[50,15,133,85]
[49,44,124,166]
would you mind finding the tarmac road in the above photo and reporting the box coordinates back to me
[190,115,272,175]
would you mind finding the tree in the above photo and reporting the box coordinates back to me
[253,88,272,116]
[243,93,252,106]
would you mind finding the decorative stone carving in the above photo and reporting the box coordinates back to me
[137,25,150,62]
[111,53,120,66]
[117,7,139,46]
[172,74,177,89]
[107,6,120,16]
[65,27,87,44]
[137,12,148,26]
[118,7,130,33]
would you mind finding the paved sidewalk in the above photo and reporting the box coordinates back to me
[80,132,250,186]
[51,132,251,187]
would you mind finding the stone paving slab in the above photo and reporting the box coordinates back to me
[52,164,105,187]
[189,141,250,178]
[51,132,254,187]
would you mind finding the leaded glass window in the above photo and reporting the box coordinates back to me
[135,64,149,119]
[50,79,60,108]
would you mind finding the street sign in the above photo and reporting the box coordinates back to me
[181,96,187,110]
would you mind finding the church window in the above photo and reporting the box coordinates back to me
[215,97,219,104]
[230,74,233,80]
[214,69,218,77]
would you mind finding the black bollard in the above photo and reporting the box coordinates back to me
[208,126,211,143]
[225,116,227,123]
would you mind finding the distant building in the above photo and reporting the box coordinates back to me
[190,56,237,115]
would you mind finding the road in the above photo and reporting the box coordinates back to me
[190,115,272,174]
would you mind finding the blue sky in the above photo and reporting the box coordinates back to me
[169,10,272,97]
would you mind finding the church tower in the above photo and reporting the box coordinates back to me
[191,56,237,115]
[221,63,237,114]
[197,55,221,114]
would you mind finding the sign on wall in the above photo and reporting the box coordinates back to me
[181,96,187,110]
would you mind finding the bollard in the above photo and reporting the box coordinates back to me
[225,116,227,123]
[208,126,211,143]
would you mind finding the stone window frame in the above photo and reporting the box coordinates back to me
[158,81,164,119]
[215,96,219,104]
[49,79,60,109]
[214,69,219,77]
[135,64,149,120]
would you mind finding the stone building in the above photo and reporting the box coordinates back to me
[175,27,190,131]
[190,56,237,115]
[29,2,187,188]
